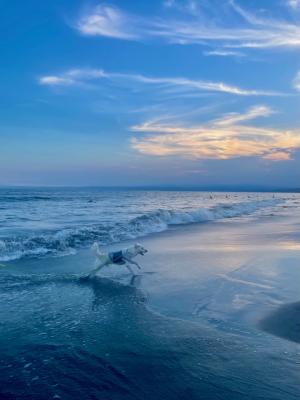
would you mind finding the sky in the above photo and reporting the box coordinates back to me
[0,0,299,188]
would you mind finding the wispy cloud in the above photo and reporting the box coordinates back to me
[75,2,300,50]
[130,106,300,161]
[39,76,75,86]
[39,68,106,86]
[203,50,244,57]
[76,5,139,39]
[38,68,283,96]
[213,105,274,126]
[293,70,300,91]
[287,0,300,10]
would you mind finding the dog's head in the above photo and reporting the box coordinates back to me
[134,243,148,256]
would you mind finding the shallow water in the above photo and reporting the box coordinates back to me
[0,271,299,400]
[0,189,300,399]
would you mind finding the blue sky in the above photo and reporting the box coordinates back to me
[0,0,299,187]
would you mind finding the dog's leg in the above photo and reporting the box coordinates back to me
[124,257,141,270]
[125,264,135,275]
[132,260,141,270]
[88,262,106,278]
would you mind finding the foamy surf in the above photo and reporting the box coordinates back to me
[0,197,282,261]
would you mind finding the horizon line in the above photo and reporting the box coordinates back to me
[0,184,299,193]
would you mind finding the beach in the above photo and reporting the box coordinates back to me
[2,0,300,397]
[0,189,299,399]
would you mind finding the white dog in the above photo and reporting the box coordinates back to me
[87,242,148,278]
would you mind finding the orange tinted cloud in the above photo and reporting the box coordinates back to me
[131,106,300,161]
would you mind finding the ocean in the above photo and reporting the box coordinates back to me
[0,187,294,262]
[0,188,299,399]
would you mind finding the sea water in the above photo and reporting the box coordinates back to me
[0,187,295,262]
[0,188,299,400]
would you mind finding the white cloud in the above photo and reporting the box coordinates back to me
[119,74,279,96]
[77,5,138,39]
[203,50,244,57]
[66,68,107,79]
[213,105,274,126]
[293,70,300,91]
[287,0,300,10]
[74,2,300,50]
[38,68,283,96]
[130,106,300,161]
[39,76,75,86]
[38,68,107,87]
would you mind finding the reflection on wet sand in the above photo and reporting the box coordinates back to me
[79,274,145,311]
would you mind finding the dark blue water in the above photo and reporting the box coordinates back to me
[0,272,298,400]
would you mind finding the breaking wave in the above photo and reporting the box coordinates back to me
[0,199,281,261]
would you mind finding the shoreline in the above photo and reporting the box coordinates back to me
[1,214,300,399]
[1,192,295,263]
[6,213,300,342]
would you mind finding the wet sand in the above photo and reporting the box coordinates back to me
[2,214,300,399]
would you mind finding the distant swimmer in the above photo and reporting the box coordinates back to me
[85,242,148,279]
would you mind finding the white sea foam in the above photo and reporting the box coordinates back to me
[0,198,283,261]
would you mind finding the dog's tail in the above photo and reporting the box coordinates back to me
[91,242,104,256]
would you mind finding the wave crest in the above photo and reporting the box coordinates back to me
[0,199,280,261]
